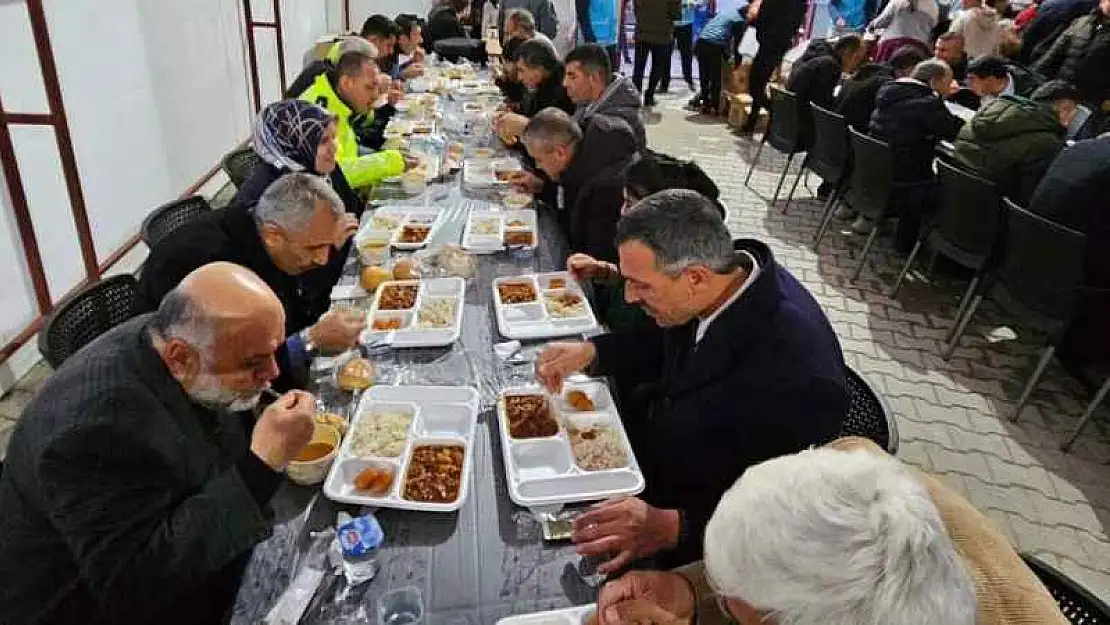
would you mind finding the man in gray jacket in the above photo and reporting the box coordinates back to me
[564,43,647,148]
[500,0,559,40]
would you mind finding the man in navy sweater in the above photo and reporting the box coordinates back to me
[535,190,848,573]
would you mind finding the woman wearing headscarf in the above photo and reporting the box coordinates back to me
[232,100,364,311]
[231,99,363,217]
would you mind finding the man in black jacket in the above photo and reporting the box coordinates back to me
[135,173,365,390]
[511,107,638,262]
[869,59,963,249]
[535,190,848,572]
[564,44,647,148]
[0,263,317,625]
[740,0,810,133]
[426,0,471,51]
[1034,0,1110,111]
[786,34,867,147]
[935,32,969,81]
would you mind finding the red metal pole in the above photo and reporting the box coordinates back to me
[0,100,52,314]
[273,0,288,95]
[27,0,99,282]
[242,0,263,112]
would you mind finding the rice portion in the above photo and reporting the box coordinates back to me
[567,424,628,471]
[350,410,413,458]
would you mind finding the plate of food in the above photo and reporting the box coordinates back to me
[497,379,643,511]
[390,209,443,250]
[462,209,537,254]
[497,605,598,625]
[323,385,480,512]
[492,272,598,340]
[362,277,466,348]
[462,157,522,189]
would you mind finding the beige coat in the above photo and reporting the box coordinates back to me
[675,437,1069,625]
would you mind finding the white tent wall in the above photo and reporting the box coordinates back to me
[350,0,436,24]
[0,0,331,392]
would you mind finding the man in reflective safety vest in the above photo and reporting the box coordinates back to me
[297,49,406,188]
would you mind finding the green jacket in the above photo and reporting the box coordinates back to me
[953,95,1065,205]
[298,73,403,188]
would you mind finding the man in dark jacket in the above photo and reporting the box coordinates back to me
[633,0,683,106]
[564,43,647,148]
[513,107,639,262]
[1028,135,1110,366]
[1022,0,1098,62]
[786,34,867,146]
[535,190,848,572]
[499,0,560,40]
[869,59,963,248]
[740,0,811,133]
[425,0,471,51]
[135,174,365,390]
[0,263,316,625]
[935,31,970,81]
[1033,0,1110,109]
[837,45,926,132]
[953,81,1075,204]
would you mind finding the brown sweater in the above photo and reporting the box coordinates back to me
[676,437,1069,625]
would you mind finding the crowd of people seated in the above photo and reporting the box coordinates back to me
[0,3,1103,624]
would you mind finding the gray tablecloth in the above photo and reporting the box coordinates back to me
[231,168,594,625]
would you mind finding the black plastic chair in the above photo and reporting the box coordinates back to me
[1022,553,1110,623]
[945,201,1086,391]
[221,147,261,187]
[743,85,806,205]
[891,160,1002,308]
[795,104,850,241]
[140,195,211,247]
[38,275,138,369]
[1060,373,1110,451]
[814,128,896,282]
[840,366,899,454]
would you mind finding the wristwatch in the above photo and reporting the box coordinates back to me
[299,327,320,358]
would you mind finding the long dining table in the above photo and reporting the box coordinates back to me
[230,121,599,624]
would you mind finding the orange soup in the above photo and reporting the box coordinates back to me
[294,442,335,462]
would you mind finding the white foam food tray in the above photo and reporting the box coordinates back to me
[462,157,521,188]
[462,209,537,253]
[323,385,480,512]
[497,380,644,511]
[492,272,599,340]
[361,277,465,348]
[497,605,597,625]
[356,207,442,251]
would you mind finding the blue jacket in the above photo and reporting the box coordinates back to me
[590,238,848,567]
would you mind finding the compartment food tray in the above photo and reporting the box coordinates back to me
[356,206,444,251]
[323,385,480,512]
[497,605,597,625]
[462,209,537,253]
[462,157,521,188]
[362,277,465,348]
[497,379,644,511]
[492,272,599,340]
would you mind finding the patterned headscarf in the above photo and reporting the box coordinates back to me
[252,100,337,173]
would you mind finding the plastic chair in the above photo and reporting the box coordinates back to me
[891,160,1002,308]
[840,366,899,454]
[1021,553,1110,623]
[743,85,806,206]
[140,195,211,248]
[797,105,850,242]
[38,275,138,369]
[1059,373,1110,451]
[814,128,896,282]
[221,147,262,187]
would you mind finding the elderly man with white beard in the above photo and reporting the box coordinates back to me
[0,262,317,625]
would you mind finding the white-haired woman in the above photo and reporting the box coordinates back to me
[595,437,1068,625]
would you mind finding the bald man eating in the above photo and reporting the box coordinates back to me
[0,262,317,625]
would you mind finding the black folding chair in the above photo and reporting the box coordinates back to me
[38,275,138,369]
[1022,553,1110,624]
[140,195,211,247]
[891,160,1002,305]
[793,104,850,241]
[221,147,262,187]
[839,366,899,454]
[743,85,806,205]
